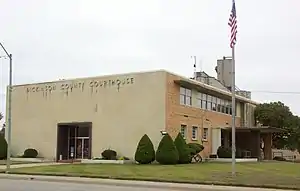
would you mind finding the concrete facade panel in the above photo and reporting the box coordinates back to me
[9,71,166,159]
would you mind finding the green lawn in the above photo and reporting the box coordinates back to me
[7,162,300,189]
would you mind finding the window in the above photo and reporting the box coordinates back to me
[192,126,198,140]
[180,124,187,139]
[196,92,202,108]
[217,98,221,112]
[195,92,237,116]
[203,128,208,140]
[212,96,217,111]
[220,99,226,113]
[180,87,192,106]
[200,93,207,109]
[207,95,211,101]
[207,101,212,110]
[201,100,207,109]
[207,95,212,110]
[225,100,230,114]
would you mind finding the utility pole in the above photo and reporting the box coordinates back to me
[0,43,13,172]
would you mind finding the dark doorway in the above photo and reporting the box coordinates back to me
[56,122,92,161]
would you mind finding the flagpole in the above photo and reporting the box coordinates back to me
[231,45,236,176]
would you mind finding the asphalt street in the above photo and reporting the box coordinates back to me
[0,179,184,191]
[0,177,289,191]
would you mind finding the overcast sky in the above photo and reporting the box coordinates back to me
[0,0,300,123]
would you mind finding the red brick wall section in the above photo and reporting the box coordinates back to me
[165,73,241,158]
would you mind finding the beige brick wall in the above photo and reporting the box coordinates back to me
[165,73,241,158]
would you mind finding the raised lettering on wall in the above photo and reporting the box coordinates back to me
[25,77,135,97]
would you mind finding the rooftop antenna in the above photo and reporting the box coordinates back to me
[191,56,196,79]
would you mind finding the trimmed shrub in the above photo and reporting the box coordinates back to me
[23,148,38,158]
[174,133,192,164]
[273,156,286,161]
[0,136,7,160]
[101,149,117,160]
[188,143,204,156]
[217,146,232,158]
[217,146,244,158]
[135,134,155,164]
[156,133,179,165]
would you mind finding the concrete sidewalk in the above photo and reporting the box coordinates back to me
[0,174,293,191]
[0,162,64,170]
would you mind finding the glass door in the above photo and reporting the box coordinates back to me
[67,126,91,160]
[73,138,90,159]
[76,138,83,159]
[83,138,90,159]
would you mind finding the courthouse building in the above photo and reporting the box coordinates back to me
[7,58,277,161]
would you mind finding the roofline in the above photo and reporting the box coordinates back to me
[12,69,168,88]
[11,69,259,105]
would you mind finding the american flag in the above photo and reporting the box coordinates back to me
[228,0,237,48]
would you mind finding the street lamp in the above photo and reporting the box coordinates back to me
[0,42,12,172]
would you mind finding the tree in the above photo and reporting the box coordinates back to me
[156,133,179,165]
[174,133,192,164]
[0,135,7,159]
[286,115,300,151]
[0,113,4,137]
[134,134,155,164]
[254,101,300,149]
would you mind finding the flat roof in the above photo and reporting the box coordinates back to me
[12,69,167,88]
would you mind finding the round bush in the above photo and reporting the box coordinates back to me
[156,133,179,165]
[101,149,117,160]
[0,136,8,160]
[174,133,192,164]
[188,143,204,156]
[135,134,155,164]
[23,148,38,158]
[217,146,232,158]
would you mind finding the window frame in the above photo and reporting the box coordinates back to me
[180,124,187,139]
[202,128,209,141]
[192,126,198,140]
[196,92,202,108]
[180,87,192,106]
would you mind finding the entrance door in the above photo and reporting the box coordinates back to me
[75,137,90,159]
[57,122,92,161]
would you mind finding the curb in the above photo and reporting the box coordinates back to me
[0,172,297,191]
